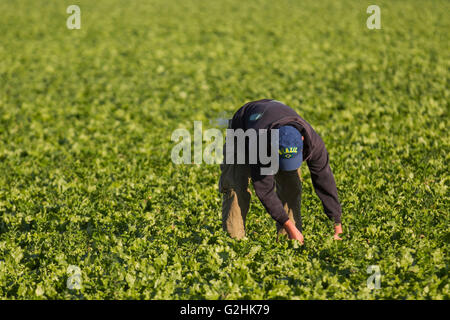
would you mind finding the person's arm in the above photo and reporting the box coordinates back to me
[334,223,343,240]
[283,220,304,243]
[306,142,343,237]
[251,166,303,242]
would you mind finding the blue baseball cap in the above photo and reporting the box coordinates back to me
[278,125,303,171]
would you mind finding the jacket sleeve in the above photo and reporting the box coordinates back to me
[306,143,342,224]
[250,165,290,226]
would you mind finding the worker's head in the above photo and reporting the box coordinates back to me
[278,125,303,171]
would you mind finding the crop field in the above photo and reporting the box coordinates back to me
[0,0,448,300]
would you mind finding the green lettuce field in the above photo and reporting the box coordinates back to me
[0,0,448,299]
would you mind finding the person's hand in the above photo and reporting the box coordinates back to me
[283,220,304,244]
[333,223,343,240]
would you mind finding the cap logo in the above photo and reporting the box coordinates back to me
[279,147,298,159]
